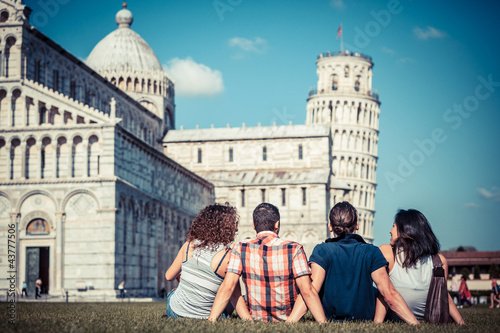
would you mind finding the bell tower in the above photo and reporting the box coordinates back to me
[306,51,381,242]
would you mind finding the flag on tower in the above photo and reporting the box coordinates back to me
[337,23,342,39]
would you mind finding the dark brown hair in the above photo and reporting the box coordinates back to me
[393,209,440,268]
[253,203,280,233]
[187,203,239,250]
[329,201,358,236]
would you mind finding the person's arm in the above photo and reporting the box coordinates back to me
[372,267,420,325]
[165,242,188,281]
[229,281,252,321]
[208,272,247,322]
[374,293,389,323]
[294,275,327,323]
[439,254,465,325]
[286,263,326,323]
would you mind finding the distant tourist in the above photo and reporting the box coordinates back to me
[165,203,249,319]
[208,203,327,323]
[22,281,28,297]
[460,276,473,307]
[449,273,462,307]
[374,209,464,324]
[118,281,125,298]
[35,278,42,299]
[287,202,418,324]
[490,278,500,308]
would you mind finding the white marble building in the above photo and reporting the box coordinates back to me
[164,51,381,253]
[0,1,381,297]
[0,1,213,297]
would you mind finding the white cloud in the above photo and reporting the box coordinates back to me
[228,37,268,54]
[330,0,345,10]
[398,57,417,64]
[413,26,447,40]
[163,57,224,98]
[381,46,395,55]
[464,202,481,208]
[478,187,500,202]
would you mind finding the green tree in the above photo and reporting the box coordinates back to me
[473,265,481,280]
[489,264,500,279]
[461,267,470,280]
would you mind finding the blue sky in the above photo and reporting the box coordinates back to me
[28,0,500,251]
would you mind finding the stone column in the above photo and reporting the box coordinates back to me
[36,142,42,179]
[52,142,58,179]
[82,143,89,178]
[5,139,11,179]
[20,142,26,180]
[54,212,66,292]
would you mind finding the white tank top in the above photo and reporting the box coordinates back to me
[389,251,433,320]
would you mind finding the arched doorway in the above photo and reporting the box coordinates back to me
[25,218,51,295]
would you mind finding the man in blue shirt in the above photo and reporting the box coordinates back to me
[287,202,419,324]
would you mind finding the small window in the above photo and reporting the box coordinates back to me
[53,70,59,91]
[332,74,338,91]
[261,189,266,202]
[302,187,307,205]
[281,188,286,206]
[298,144,303,160]
[344,66,350,78]
[70,80,76,99]
[197,148,202,163]
[241,189,245,207]
[262,146,267,161]
[229,148,233,162]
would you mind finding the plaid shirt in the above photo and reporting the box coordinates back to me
[226,231,311,322]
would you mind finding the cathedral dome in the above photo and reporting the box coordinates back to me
[86,3,163,73]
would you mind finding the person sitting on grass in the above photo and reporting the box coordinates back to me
[165,203,250,319]
[286,202,419,325]
[208,203,327,323]
[491,279,500,309]
[374,209,465,324]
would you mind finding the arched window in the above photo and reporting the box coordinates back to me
[262,146,267,161]
[298,144,303,160]
[26,218,50,235]
[229,148,233,162]
[197,148,202,163]
[354,80,360,92]
[344,66,350,78]
[331,74,338,91]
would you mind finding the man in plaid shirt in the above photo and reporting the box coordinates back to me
[208,203,327,323]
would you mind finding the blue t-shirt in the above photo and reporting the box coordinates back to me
[309,234,388,321]
[493,284,500,294]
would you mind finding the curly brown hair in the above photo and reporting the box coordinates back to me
[187,203,239,250]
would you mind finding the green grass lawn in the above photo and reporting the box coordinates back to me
[1,302,499,333]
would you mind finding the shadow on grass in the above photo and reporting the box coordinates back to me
[0,302,499,332]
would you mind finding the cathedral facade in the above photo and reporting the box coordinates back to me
[0,1,380,297]
[0,1,213,297]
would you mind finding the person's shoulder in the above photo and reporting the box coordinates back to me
[378,244,393,257]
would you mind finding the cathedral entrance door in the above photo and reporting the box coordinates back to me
[26,247,50,295]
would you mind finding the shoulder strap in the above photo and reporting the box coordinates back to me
[215,248,231,272]
[183,242,191,262]
[431,254,445,277]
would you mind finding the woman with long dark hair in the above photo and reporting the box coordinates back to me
[374,209,465,324]
[164,203,250,319]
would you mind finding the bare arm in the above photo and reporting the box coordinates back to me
[439,254,465,325]
[208,272,251,322]
[374,244,394,323]
[287,263,326,323]
[165,242,188,281]
[293,275,327,323]
[229,282,252,321]
[372,266,420,325]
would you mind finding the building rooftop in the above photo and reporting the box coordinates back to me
[164,124,330,142]
[195,169,330,186]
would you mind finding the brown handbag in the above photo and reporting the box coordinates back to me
[424,254,453,324]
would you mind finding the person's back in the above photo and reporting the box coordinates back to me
[169,242,227,318]
[228,231,309,322]
[388,252,433,319]
[310,233,387,320]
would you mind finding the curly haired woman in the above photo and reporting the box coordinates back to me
[165,203,250,320]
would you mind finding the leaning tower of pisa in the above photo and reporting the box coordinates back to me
[306,51,380,242]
